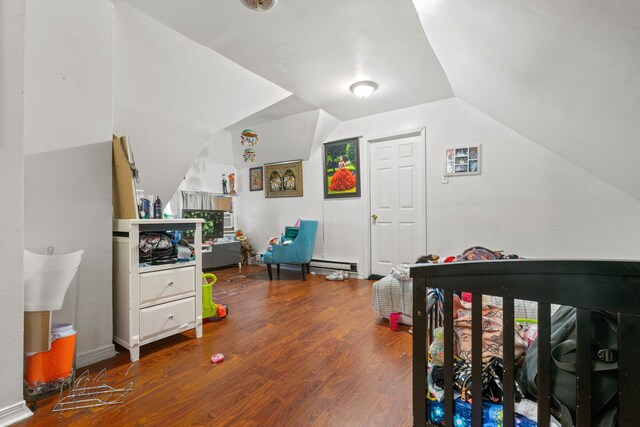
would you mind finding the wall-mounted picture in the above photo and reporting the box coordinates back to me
[264,160,303,198]
[444,145,481,176]
[323,137,361,199]
[249,166,263,191]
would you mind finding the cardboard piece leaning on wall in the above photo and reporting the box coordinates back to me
[212,196,232,212]
[112,135,139,219]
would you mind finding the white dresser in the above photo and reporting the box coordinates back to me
[113,219,203,362]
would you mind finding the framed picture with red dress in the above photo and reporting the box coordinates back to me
[323,138,361,199]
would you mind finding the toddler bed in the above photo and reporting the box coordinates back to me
[411,259,640,427]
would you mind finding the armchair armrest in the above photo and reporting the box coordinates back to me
[269,237,303,264]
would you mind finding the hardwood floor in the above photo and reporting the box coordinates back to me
[18,265,413,426]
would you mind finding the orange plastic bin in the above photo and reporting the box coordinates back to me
[26,324,76,385]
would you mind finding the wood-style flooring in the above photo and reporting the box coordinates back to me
[18,265,412,426]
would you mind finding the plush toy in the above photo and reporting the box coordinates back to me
[429,327,445,366]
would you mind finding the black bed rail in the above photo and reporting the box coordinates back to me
[411,259,640,427]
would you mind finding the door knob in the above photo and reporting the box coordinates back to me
[371,214,378,220]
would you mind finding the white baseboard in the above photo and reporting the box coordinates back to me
[76,344,117,368]
[254,259,367,280]
[0,401,32,427]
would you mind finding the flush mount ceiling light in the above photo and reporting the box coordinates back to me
[350,81,378,98]
[240,0,278,11]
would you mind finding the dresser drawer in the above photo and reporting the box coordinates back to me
[139,266,195,305]
[139,297,195,341]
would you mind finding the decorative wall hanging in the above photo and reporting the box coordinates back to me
[243,148,256,162]
[323,138,361,199]
[228,173,238,195]
[444,145,481,176]
[241,129,259,163]
[249,167,263,191]
[264,160,303,198]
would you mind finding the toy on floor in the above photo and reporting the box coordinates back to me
[211,353,224,364]
[202,273,229,320]
[389,312,400,331]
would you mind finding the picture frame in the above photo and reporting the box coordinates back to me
[444,145,481,176]
[264,160,303,198]
[249,166,263,191]
[323,137,361,199]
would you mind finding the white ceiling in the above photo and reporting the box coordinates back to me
[119,0,454,122]
[120,0,640,198]
[413,0,640,199]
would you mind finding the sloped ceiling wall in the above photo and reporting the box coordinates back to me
[113,3,291,202]
[24,0,113,155]
[228,109,339,170]
[413,0,640,199]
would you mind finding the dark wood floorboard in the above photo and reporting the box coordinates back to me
[18,265,412,426]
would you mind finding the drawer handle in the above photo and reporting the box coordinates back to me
[168,315,175,320]
[167,281,174,287]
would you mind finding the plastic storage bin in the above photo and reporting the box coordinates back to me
[26,323,76,386]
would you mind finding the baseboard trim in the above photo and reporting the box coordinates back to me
[76,344,117,368]
[0,401,32,427]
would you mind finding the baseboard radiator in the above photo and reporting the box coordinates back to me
[309,259,358,273]
[254,255,358,273]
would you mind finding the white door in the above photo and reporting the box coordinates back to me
[369,129,426,276]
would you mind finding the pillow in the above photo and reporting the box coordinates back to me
[284,226,299,241]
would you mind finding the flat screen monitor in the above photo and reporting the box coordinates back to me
[181,210,224,241]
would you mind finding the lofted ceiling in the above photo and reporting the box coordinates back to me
[414,0,640,199]
[118,0,454,123]
[120,0,640,198]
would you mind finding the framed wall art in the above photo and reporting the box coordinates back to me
[264,160,303,198]
[323,137,361,199]
[444,145,481,176]
[249,166,263,191]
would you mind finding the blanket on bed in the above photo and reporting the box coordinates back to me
[371,264,413,325]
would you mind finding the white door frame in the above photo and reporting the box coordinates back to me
[367,127,427,276]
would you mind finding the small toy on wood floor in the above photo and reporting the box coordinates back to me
[202,273,229,321]
[210,353,224,364]
[389,312,400,331]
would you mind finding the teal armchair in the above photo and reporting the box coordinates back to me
[263,220,318,281]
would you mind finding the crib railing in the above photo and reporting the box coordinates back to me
[411,259,640,427]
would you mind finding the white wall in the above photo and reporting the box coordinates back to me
[113,3,291,204]
[236,98,640,276]
[179,131,237,195]
[167,131,238,217]
[235,156,325,258]
[0,0,32,424]
[413,0,640,200]
[23,0,115,367]
[23,0,113,155]
[24,143,115,366]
